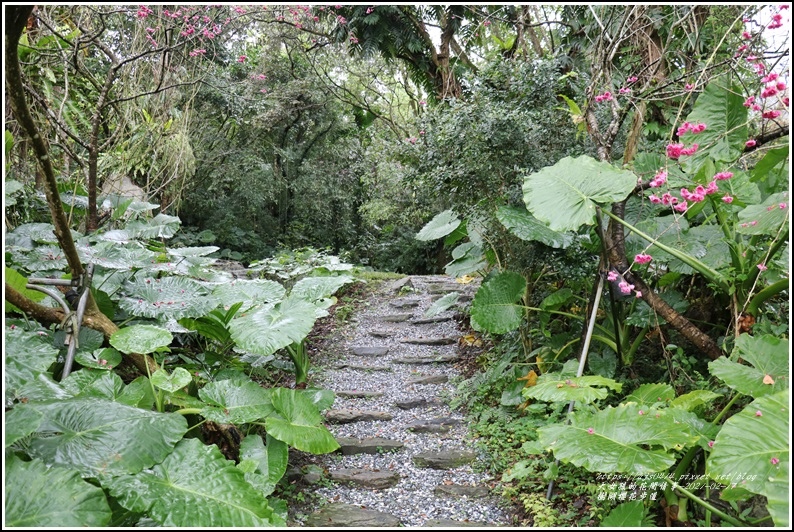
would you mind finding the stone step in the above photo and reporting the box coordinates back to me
[434,484,491,498]
[333,363,392,372]
[407,375,449,385]
[413,450,477,470]
[350,346,389,357]
[326,409,393,423]
[368,330,393,338]
[400,337,457,346]
[389,298,421,308]
[428,284,462,294]
[329,468,400,489]
[395,398,444,410]
[306,503,401,527]
[335,390,385,399]
[405,417,462,434]
[393,354,458,364]
[387,277,413,293]
[410,316,453,325]
[335,437,404,455]
[381,313,414,322]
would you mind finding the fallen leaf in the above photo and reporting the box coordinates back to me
[763,374,775,385]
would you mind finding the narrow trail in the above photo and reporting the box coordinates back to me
[287,275,513,527]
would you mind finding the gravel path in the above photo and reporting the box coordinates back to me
[288,275,513,527]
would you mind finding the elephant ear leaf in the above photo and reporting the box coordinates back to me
[538,404,697,476]
[105,438,276,527]
[265,388,340,454]
[25,398,187,477]
[416,209,461,241]
[707,390,789,528]
[470,272,526,334]
[5,455,111,527]
[522,155,637,232]
[229,297,318,357]
[709,334,788,398]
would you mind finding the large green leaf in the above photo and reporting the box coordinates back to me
[5,267,46,313]
[522,155,637,232]
[538,404,696,475]
[291,275,355,315]
[707,390,789,527]
[496,205,573,248]
[424,292,461,317]
[670,390,722,411]
[229,296,318,357]
[624,383,675,405]
[444,242,487,278]
[240,434,288,496]
[736,191,789,236]
[470,271,526,334]
[524,375,622,404]
[709,334,788,398]
[265,388,340,454]
[415,209,461,241]
[119,276,219,320]
[5,326,60,403]
[680,75,748,172]
[751,145,789,195]
[600,500,652,527]
[26,398,187,476]
[5,404,44,447]
[151,367,192,393]
[212,279,285,307]
[199,379,275,424]
[5,455,111,527]
[110,325,172,355]
[105,438,275,527]
[79,241,158,270]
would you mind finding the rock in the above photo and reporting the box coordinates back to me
[387,277,414,293]
[381,313,414,322]
[305,503,401,527]
[424,518,490,527]
[407,375,449,385]
[329,468,400,489]
[394,355,457,364]
[335,390,385,399]
[334,363,392,372]
[326,409,393,423]
[405,417,461,434]
[395,398,443,410]
[389,298,421,308]
[410,316,452,325]
[434,484,490,498]
[350,346,389,357]
[413,450,477,469]
[428,284,462,294]
[400,337,457,345]
[335,437,404,455]
[286,464,326,485]
[369,330,393,338]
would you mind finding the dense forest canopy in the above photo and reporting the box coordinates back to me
[3,3,790,528]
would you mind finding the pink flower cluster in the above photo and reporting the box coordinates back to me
[648,170,667,188]
[607,270,642,298]
[676,122,707,137]
[594,91,613,103]
[666,143,699,159]
[634,253,653,265]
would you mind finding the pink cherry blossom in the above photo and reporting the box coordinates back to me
[714,171,733,181]
[607,270,619,281]
[649,194,662,204]
[757,263,768,271]
[722,195,734,203]
[627,76,638,83]
[708,441,714,448]
[635,253,653,264]
[743,97,755,107]
[746,139,757,148]
[674,201,689,213]
[771,457,780,465]
[587,428,595,434]
[237,55,247,62]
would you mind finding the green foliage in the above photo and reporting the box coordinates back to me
[415,209,461,241]
[522,155,638,232]
[600,500,653,527]
[470,272,526,334]
[5,455,112,527]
